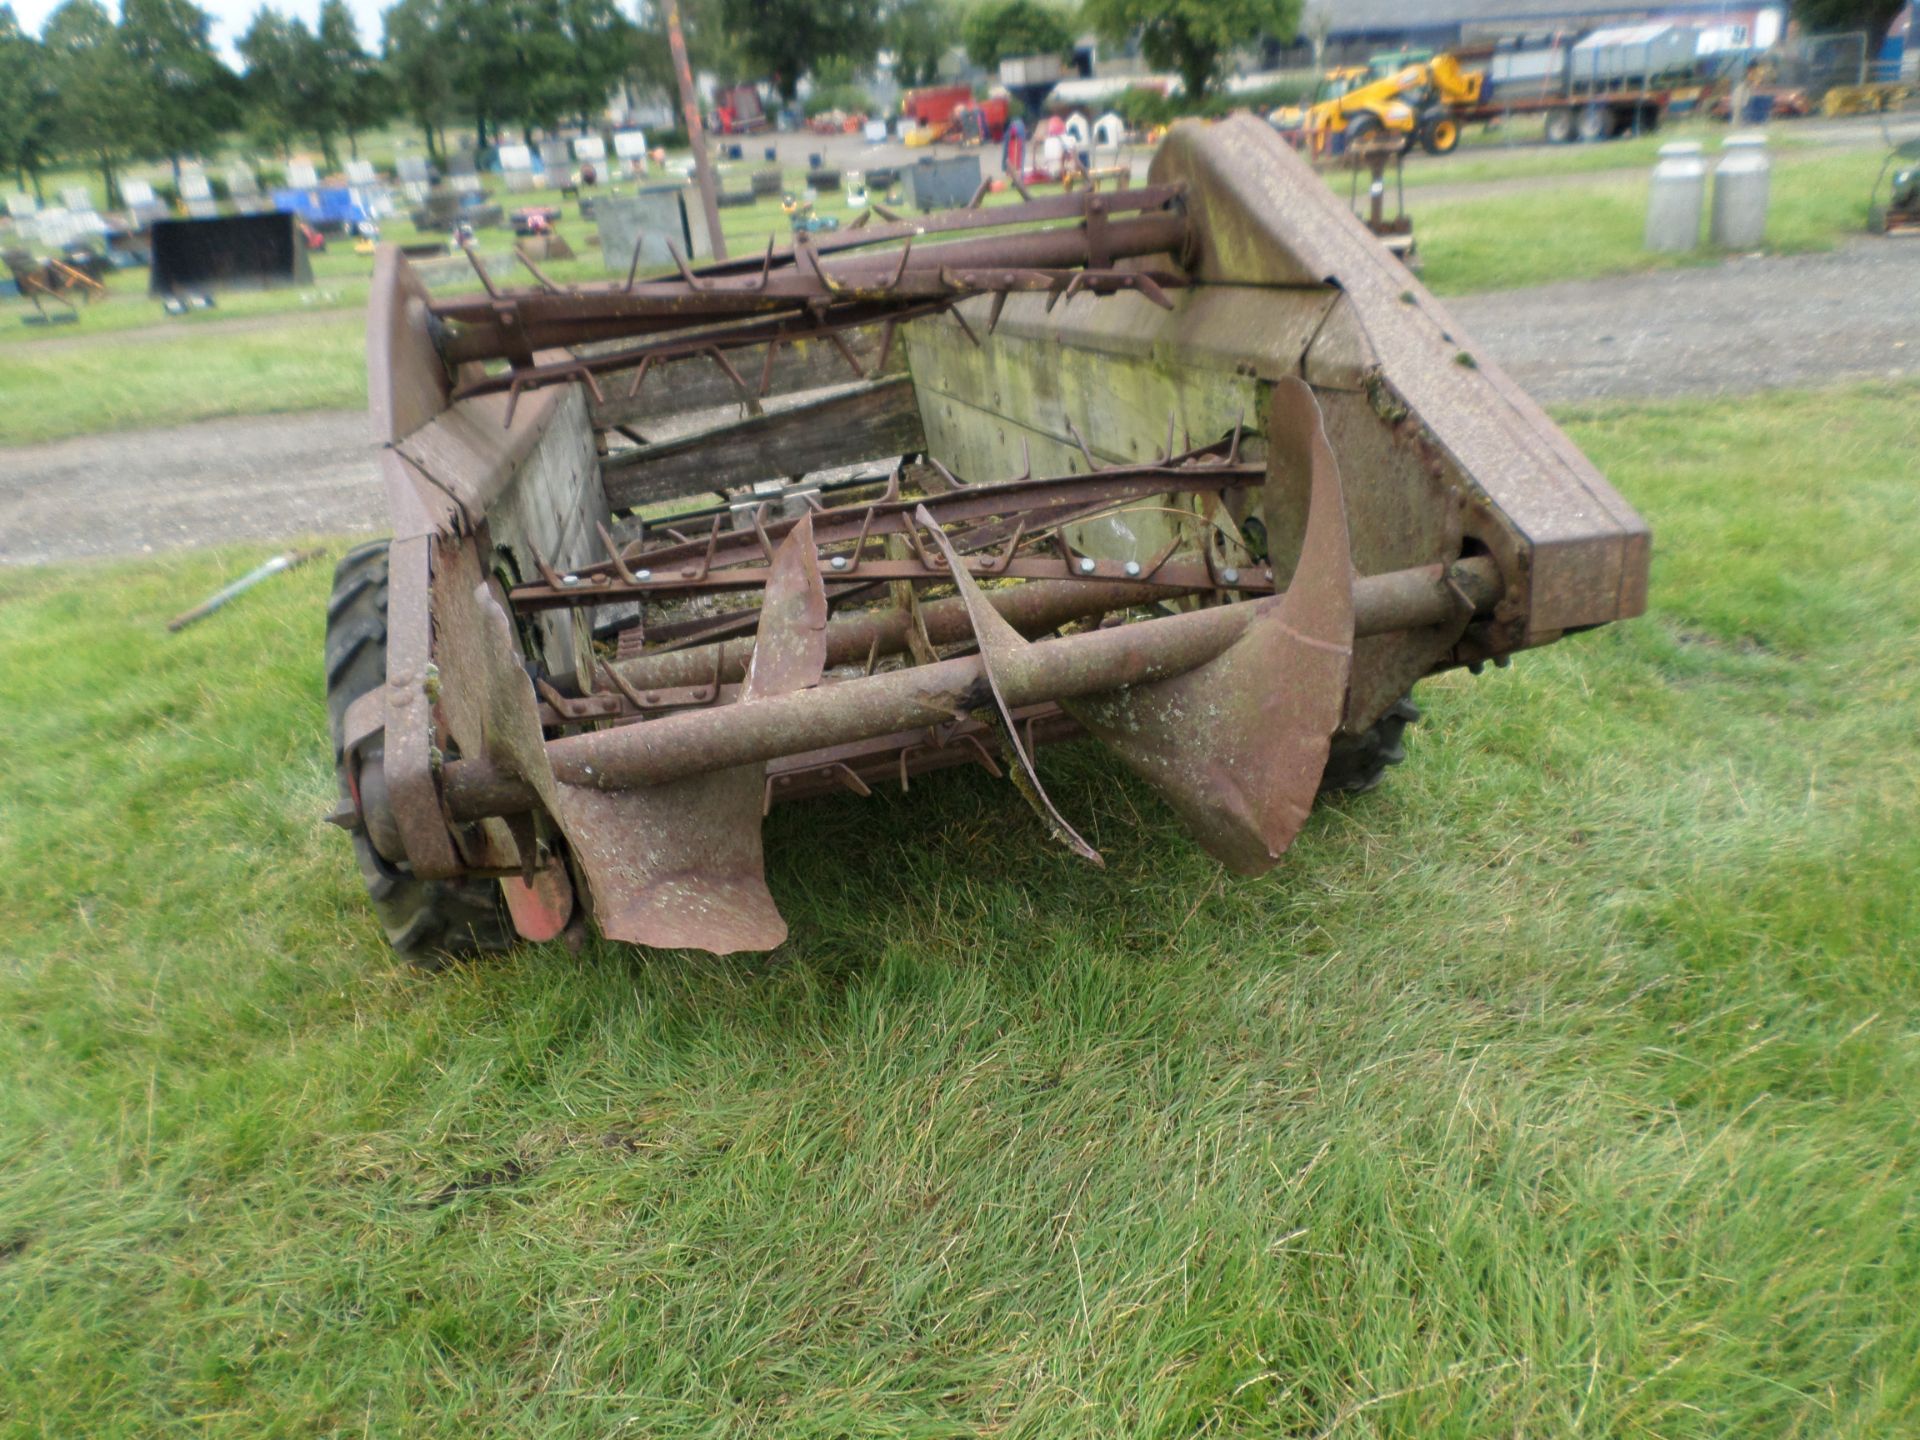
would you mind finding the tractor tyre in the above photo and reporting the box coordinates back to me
[1319,696,1421,796]
[325,539,512,968]
[1419,114,1462,155]
[1543,109,1576,144]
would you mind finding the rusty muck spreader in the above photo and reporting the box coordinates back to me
[324,117,1649,960]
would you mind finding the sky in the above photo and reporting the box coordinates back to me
[10,0,393,63]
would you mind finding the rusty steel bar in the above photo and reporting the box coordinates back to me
[431,213,1191,363]
[683,185,1184,277]
[550,452,1263,587]
[448,302,952,406]
[518,552,1251,608]
[606,577,1186,691]
[763,706,1083,806]
[441,555,1503,820]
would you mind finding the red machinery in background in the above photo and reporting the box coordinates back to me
[903,85,1010,143]
[713,84,770,133]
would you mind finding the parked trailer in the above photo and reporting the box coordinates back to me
[1457,24,1700,141]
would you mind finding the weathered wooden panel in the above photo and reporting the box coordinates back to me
[589,324,904,428]
[602,376,924,511]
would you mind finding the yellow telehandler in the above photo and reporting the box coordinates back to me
[1274,54,1484,157]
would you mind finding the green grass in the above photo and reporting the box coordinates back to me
[1415,147,1885,295]
[1398,113,1819,188]
[0,175,900,349]
[1,380,1917,1436]
[0,141,1890,441]
[0,251,376,346]
[0,309,367,445]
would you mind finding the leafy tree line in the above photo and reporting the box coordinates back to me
[962,0,1301,104]
[0,0,1319,210]
[0,0,378,202]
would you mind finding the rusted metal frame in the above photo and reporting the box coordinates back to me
[472,304,946,410]
[614,578,893,659]
[430,214,1190,362]
[535,648,732,725]
[587,466,1248,593]
[605,578,1176,692]
[593,470,1244,590]
[450,253,1182,397]
[762,705,1081,808]
[382,534,464,878]
[639,466,899,539]
[441,555,1505,819]
[579,452,1262,583]
[609,184,1187,283]
[452,301,951,407]
[512,550,1264,611]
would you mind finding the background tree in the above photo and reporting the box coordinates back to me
[382,0,456,159]
[485,0,574,140]
[0,5,58,199]
[715,0,878,101]
[548,0,635,129]
[960,0,1071,73]
[430,0,556,148]
[42,0,143,204]
[237,7,322,164]
[1079,0,1300,101]
[316,0,391,159]
[1790,0,1907,50]
[120,0,233,181]
[885,0,949,86]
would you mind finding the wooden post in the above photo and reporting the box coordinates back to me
[665,0,728,261]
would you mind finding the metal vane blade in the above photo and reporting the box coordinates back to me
[461,517,827,955]
[568,512,827,954]
[1065,377,1355,874]
[914,505,1103,866]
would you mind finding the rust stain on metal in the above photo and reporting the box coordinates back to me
[328,116,1649,961]
[1067,379,1355,873]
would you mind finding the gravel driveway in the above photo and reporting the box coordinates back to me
[4,238,1915,566]
[1445,238,1919,404]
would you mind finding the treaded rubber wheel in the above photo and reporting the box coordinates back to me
[1419,115,1461,155]
[1544,110,1575,145]
[326,539,512,967]
[1576,105,1613,143]
[1319,696,1421,796]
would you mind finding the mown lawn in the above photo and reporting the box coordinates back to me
[1,380,1915,1436]
[1399,113,1821,188]
[0,175,989,446]
[1414,146,1888,294]
[3,137,1892,444]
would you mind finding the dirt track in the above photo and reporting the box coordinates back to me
[0,410,378,566]
[3,238,1916,566]
[1446,236,1920,404]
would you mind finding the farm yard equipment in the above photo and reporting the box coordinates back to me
[1274,54,1484,156]
[1277,30,1692,157]
[328,116,1649,960]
